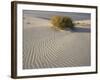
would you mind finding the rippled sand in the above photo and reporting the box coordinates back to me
[23,16,91,69]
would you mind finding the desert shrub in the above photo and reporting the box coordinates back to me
[51,16,74,30]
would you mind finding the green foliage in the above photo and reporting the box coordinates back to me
[51,16,74,30]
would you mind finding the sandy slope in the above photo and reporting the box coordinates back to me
[23,16,91,69]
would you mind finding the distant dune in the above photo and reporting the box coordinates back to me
[23,13,91,69]
[74,20,91,27]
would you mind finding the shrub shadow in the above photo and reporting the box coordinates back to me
[69,27,90,33]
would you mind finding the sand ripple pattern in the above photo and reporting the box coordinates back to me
[23,17,90,69]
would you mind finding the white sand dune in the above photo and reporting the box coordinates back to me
[74,20,91,27]
[23,16,91,69]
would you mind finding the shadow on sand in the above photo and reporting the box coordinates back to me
[36,16,50,20]
[69,27,90,33]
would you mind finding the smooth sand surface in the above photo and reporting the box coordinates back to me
[23,16,91,69]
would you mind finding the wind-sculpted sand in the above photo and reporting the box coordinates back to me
[23,16,91,69]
